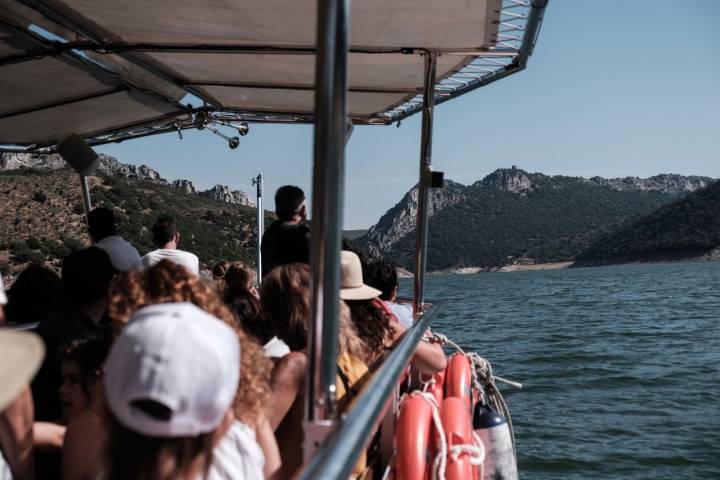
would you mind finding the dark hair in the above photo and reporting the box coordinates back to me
[274,185,305,220]
[212,261,229,280]
[87,207,117,241]
[230,294,272,345]
[346,299,394,360]
[6,264,62,324]
[364,260,398,301]
[151,215,178,247]
[261,263,310,351]
[61,247,116,305]
[104,408,215,480]
[61,336,111,399]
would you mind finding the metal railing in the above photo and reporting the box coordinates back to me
[299,300,444,479]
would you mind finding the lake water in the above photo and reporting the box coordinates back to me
[402,262,720,479]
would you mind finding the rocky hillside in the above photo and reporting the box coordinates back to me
[0,153,254,207]
[0,168,268,278]
[576,180,720,265]
[356,167,713,271]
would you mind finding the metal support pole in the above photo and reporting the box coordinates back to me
[304,0,349,447]
[413,53,437,316]
[80,175,92,220]
[253,173,264,285]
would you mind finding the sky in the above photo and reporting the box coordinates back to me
[96,0,720,230]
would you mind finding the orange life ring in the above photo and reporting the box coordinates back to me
[395,393,434,480]
[439,397,478,480]
[445,353,474,414]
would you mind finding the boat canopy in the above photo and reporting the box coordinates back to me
[0,0,540,151]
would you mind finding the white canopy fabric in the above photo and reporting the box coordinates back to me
[0,0,538,150]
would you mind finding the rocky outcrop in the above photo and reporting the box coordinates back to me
[586,174,712,195]
[0,152,66,170]
[200,184,254,207]
[98,157,165,183]
[357,179,467,256]
[172,179,197,195]
[479,165,535,193]
[0,152,165,183]
[0,152,252,207]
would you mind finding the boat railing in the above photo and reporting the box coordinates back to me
[299,300,444,479]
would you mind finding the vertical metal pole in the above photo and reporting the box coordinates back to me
[253,173,264,285]
[305,0,349,436]
[80,175,92,220]
[413,52,437,316]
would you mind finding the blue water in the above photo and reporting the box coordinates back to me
[402,262,720,479]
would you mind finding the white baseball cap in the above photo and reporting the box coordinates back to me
[104,302,240,437]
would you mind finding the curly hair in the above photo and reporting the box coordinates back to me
[108,260,271,427]
[346,299,394,362]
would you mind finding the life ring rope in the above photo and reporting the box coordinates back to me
[430,333,522,453]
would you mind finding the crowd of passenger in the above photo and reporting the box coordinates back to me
[0,185,446,480]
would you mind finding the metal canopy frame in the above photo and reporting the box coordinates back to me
[0,0,547,153]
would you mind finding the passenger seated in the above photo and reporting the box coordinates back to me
[340,251,447,374]
[261,263,368,479]
[260,186,311,276]
[58,337,110,423]
[104,261,279,479]
[102,302,244,480]
[33,247,116,422]
[138,215,200,275]
[223,261,289,358]
[5,264,62,327]
[60,337,110,480]
[364,260,413,328]
[88,207,141,272]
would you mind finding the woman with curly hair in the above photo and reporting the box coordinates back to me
[64,260,280,480]
[261,263,369,479]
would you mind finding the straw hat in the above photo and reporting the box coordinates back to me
[340,251,381,301]
[0,330,45,411]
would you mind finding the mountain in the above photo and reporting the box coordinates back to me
[200,184,253,206]
[0,153,254,206]
[0,168,267,278]
[576,180,720,264]
[356,167,713,271]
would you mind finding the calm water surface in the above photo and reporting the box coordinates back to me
[402,262,720,479]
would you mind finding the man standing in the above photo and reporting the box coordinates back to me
[139,215,200,275]
[88,207,141,272]
[261,185,311,276]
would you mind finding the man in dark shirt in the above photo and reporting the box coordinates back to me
[32,247,116,422]
[261,185,311,276]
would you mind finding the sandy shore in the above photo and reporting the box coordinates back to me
[497,261,574,272]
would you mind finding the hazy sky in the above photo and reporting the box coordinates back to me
[97,0,720,229]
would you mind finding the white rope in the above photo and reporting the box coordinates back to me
[430,333,522,453]
[397,391,447,480]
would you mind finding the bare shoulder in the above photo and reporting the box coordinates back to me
[272,352,308,388]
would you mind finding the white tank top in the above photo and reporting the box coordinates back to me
[205,421,265,480]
